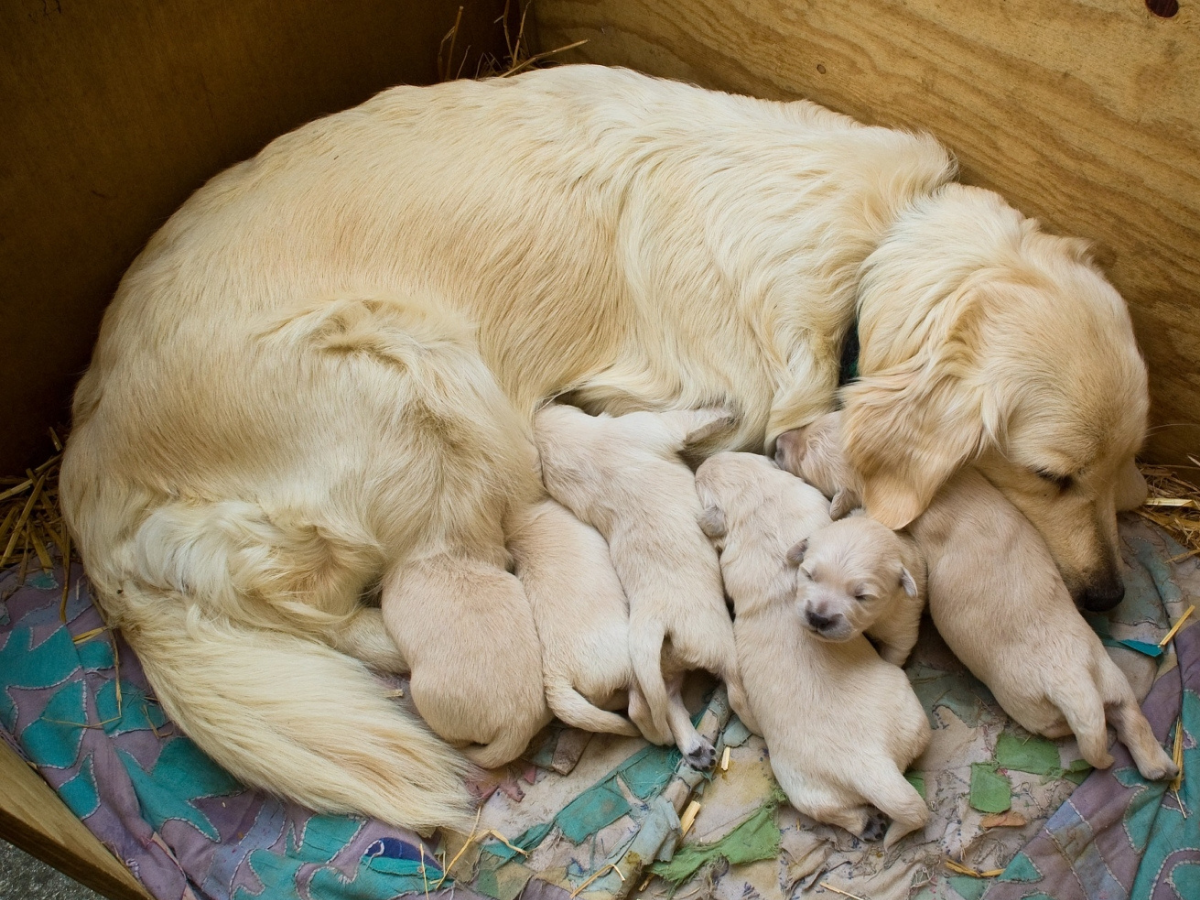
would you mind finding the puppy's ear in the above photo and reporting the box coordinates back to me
[1114,458,1148,512]
[829,488,859,521]
[785,539,808,566]
[774,428,808,474]
[899,567,918,599]
[841,286,991,529]
[698,505,726,539]
[658,407,738,451]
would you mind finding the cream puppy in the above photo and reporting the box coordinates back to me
[507,498,647,738]
[775,410,861,518]
[778,414,1177,780]
[534,404,752,768]
[909,469,1177,780]
[695,452,929,845]
[381,552,551,770]
[791,514,925,666]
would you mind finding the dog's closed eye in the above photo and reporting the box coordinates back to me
[1032,468,1074,492]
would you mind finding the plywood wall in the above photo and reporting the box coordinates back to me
[535,0,1200,469]
[0,0,511,474]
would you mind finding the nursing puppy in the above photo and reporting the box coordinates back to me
[534,404,752,767]
[775,410,861,519]
[507,498,646,738]
[382,551,551,770]
[695,452,929,845]
[909,469,1177,781]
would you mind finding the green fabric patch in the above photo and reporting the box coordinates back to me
[1063,758,1093,784]
[995,732,1061,777]
[722,717,752,748]
[20,680,86,767]
[908,663,992,728]
[59,754,100,818]
[999,851,1043,884]
[484,822,553,863]
[947,873,989,900]
[76,639,114,671]
[616,744,682,799]
[969,762,1012,813]
[648,799,782,884]
[555,782,631,843]
[1084,612,1164,658]
[0,627,79,730]
[475,850,534,900]
[905,771,926,800]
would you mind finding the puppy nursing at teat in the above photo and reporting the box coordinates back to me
[381,552,551,771]
[778,411,1177,781]
[695,452,930,845]
[507,497,647,739]
[534,404,753,768]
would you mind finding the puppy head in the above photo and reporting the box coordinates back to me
[842,185,1147,611]
[788,516,919,642]
[774,411,861,518]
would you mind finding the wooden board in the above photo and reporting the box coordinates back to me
[0,0,512,475]
[0,739,151,900]
[534,0,1200,469]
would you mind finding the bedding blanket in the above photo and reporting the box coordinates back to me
[0,517,1195,900]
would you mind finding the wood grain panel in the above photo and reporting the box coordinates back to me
[534,0,1200,467]
[0,0,511,474]
[0,740,152,900]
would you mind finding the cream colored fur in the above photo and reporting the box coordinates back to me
[694,452,929,845]
[790,515,926,666]
[534,404,752,767]
[911,469,1177,781]
[381,551,550,769]
[507,498,645,738]
[59,64,1146,827]
[775,411,862,520]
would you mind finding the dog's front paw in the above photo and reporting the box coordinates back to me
[859,811,888,843]
[684,738,717,770]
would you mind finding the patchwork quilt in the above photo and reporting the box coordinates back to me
[0,518,1195,900]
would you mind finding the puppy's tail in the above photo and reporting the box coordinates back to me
[871,769,930,849]
[545,678,640,738]
[1098,657,1178,782]
[118,585,474,831]
[628,620,673,744]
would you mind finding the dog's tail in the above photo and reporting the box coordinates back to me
[545,678,640,738]
[628,619,673,744]
[117,585,474,831]
[870,768,930,848]
[1098,656,1178,782]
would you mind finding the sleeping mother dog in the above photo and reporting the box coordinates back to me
[60,65,1149,831]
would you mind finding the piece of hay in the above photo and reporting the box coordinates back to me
[1138,463,1200,558]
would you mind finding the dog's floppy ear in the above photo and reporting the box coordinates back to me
[841,287,991,529]
[698,505,726,539]
[900,567,918,599]
[785,539,808,566]
[774,427,808,473]
[829,488,858,521]
[1114,458,1148,512]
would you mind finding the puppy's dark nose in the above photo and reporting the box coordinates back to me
[806,610,835,631]
[1081,578,1125,612]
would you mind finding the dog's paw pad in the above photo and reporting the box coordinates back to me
[859,812,888,842]
[685,741,717,770]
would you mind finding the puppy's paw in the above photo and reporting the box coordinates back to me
[684,738,717,770]
[859,811,888,843]
[1135,747,1179,782]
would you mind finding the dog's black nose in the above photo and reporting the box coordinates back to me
[806,610,835,631]
[1081,578,1125,612]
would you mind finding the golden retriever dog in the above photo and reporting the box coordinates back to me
[60,65,1149,828]
[909,468,1177,781]
[788,515,925,667]
[507,498,646,738]
[381,550,551,770]
[775,411,862,519]
[694,452,929,845]
[533,404,752,767]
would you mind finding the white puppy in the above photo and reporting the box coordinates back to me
[381,551,551,770]
[790,514,925,666]
[695,452,930,845]
[909,469,1178,780]
[779,415,1177,780]
[534,404,753,767]
[507,498,647,738]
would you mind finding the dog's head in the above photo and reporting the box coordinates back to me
[788,516,920,642]
[774,411,860,519]
[842,185,1148,611]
